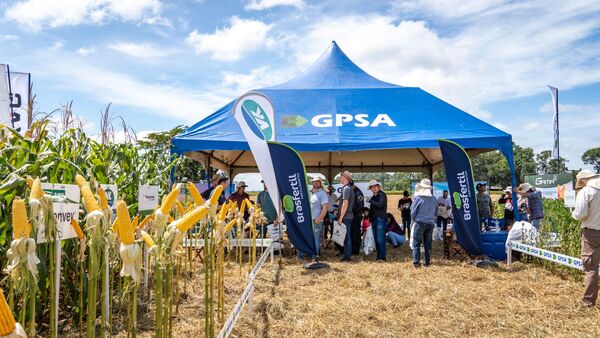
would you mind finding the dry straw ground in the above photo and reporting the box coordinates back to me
[100,240,600,338]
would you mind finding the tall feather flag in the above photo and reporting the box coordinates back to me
[233,91,317,257]
[0,64,11,126]
[548,85,559,160]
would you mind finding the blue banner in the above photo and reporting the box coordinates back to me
[439,140,482,255]
[267,142,317,257]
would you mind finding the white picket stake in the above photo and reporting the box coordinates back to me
[508,241,584,270]
[53,239,61,335]
[143,245,149,290]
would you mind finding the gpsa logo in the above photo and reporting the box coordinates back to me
[241,99,273,140]
[311,114,396,128]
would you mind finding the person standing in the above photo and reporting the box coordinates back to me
[256,180,277,237]
[310,176,329,261]
[572,170,600,306]
[368,180,388,261]
[227,181,250,217]
[337,171,355,262]
[324,185,338,240]
[410,179,438,267]
[498,187,515,228]
[398,191,412,239]
[476,183,493,228]
[351,182,365,255]
[202,177,229,205]
[516,183,544,229]
[436,190,452,233]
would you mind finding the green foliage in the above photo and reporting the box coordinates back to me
[535,150,569,174]
[582,147,600,173]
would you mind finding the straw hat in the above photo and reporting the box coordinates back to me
[310,175,325,183]
[368,180,381,188]
[339,170,353,181]
[576,170,600,189]
[518,183,533,192]
[415,178,432,196]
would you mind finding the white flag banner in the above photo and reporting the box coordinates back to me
[0,64,11,126]
[9,72,30,133]
[232,91,280,215]
[548,85,559,160]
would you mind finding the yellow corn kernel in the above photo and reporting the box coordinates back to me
[131,216,139,230]
[244,199,253,210]
[176,206,208,232]
[140,230,155,248]
[209,185,224,205]
[160,187,180,215]
[26,176,34,188]
[0,288,16,336]
[138,215,151,229]
[30,178,44,199]
[116,200,134,245]
[97,185,109,210]
[218,201,231,221]
[239,199,247,214]
[225,219,237,232]
[71,218,85,240]
[12,197,30,238]
[75,174,100,212]
[187,182,205,206]
[168,215,174,223]
[176,200,185,215]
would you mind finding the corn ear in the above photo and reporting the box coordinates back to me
[239,199,247,214]
[26,176,34,188]
[176,206,208,232]
[131,216,139,230]
[210,185,224,205]
[71,218,85,240]
[176,200,185,215]
[244,199,253,210]
[75,174,100,212]
[115,200,135,245]
[0,288,16,336]
[225,219,237,232]
[12,197,30,238]
[30,177,44,199]
[160,187,180,215]
[97,185,110,210]
[218,201,231,221]
[187,182,205,206]
[138,215,151,229]
[140,230,155,248]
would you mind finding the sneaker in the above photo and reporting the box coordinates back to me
[413,263,421,268]
[377,259,386,263]
[424,263,430,267]
[341,257,351,262]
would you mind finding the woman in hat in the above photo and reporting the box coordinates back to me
[368,180,388,261]
[410,179,438,267]
[516,182,544,229]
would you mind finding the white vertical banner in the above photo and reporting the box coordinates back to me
[9,72,30,133]
[0,64,11,126]
[232,91,280,215]
[548,85,559,160]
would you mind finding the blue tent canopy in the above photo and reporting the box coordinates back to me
[173,41,516,185]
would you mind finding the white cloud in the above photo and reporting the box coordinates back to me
[221,66,294,93]
[77,46,96,56]
[185,16,274,61]
[245,0,304,11]
[4,0,164,31]
[0,34,18,41]
[109,42,170,59]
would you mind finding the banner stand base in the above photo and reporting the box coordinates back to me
[304,261,330,270]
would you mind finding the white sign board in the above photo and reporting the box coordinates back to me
[37,202,80,243]
[41,183,80,203]
[139,184,159,213]
[564,190,576,208]
[100,184,118,210]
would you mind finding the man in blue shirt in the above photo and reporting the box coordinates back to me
[410,178,438,267]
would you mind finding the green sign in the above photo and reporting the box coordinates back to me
[524,173,573,188]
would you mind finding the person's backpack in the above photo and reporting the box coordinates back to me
[352,186,364,215]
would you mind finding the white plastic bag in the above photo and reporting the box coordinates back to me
[433,226,443,241]
[332,221,347,246]
[363,227,375,255]
[267,223,281,241]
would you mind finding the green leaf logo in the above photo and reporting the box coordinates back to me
[283,195,295,213]
[241,99,273,140]
[281,115,308,128]
[453,191,462,209]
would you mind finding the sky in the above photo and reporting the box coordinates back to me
[1,0,599,174]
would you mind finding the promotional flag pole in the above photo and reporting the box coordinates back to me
[548,85,560,161]
[6,64,15,129]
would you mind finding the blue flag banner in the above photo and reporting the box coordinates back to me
[267,142,317,257]
[438,139,482,255]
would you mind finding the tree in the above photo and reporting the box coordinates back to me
[582,147,600,173]
[513,143,536,182]
[535,150,568,174]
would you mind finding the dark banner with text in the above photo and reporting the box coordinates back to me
[439,140,482,255]
[267,142,317,257]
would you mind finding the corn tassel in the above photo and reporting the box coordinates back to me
[30,178,44,199]
[160,187,180,215]
[12,197,31,239]
[187,182,205,206]
[75,174,100,212]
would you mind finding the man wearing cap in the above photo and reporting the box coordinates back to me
[309,175,329,260]
[338,170,355,262]
[228,181,250,218]
[516,183,543,229]
[368,180,388,261]
[410,179,438,267]
[572,170,600,306]
[476,183,493,228]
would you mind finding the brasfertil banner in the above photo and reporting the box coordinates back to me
[439,139,482,255]
[267,142,317,257]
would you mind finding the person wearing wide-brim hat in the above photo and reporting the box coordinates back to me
[572,170,600,306]
[410,178,438,267]
[338,170,355,262]
[368,180,388,261]
[515,182,544,229]
[227,180,250,218]
[307,175,329,261]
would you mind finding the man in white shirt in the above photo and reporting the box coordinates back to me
[436,190,452,232]
[572,170,600,306]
